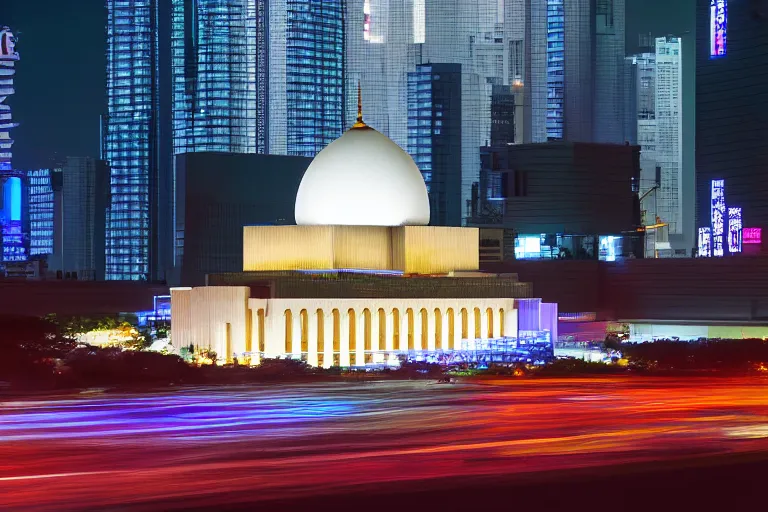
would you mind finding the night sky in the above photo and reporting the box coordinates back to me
[2,0,694,169]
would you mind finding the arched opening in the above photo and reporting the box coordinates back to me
[378,308,387,351]
[392,308,401,351]
[474,308,481,339]
[316,309,325,367]
[300,309,309,355]
[434,308,443,350]
[447,308,455,350]
[406,308,415,350]
[486,307,494,338]
[499,308,505,337]
[332,309,340,367]
[460,308,468,339]
[420,308,429,351]
[348,308,357,366]
[257,309,266,353]
[284,310,293,355]
[363,309,373,364]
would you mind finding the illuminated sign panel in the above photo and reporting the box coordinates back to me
[728,207,742,253]
[710,0,727,57]
[698,227,712,258]
[711,179,726,257]
[743,227,762,245]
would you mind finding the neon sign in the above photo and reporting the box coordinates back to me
[728,207,742,254]
[710,0,727,58]
[743,228,762,245]
[711,179,726,257]
[698,227,712,258]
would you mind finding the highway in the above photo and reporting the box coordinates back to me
[2,377,768,510]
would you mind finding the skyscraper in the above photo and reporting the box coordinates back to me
[407,63,463,226]
[104,0,170,281]
[171,0,267,155]
[269,0,345,157]
[655,36,683,236]
[27,168,58,258]
[0,27,26,264]
[525,0,629,144]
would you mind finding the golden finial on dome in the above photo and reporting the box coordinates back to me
[352,80,370,130]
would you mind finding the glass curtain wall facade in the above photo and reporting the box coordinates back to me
[27,168,57,257]
[171,0,265,155]
[546,0,564,140]
[526,0,628,144]
[285,0,345,157]
[407,63,462,227]
[104,0,158,280]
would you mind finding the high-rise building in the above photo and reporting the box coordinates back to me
[697,0,768,240]
[525,0,629,144]
[0,28,26,264]
[104,0,172,281]
[407,63,463,227]
[52,158,111,281]
[171,0,267,155]
[655,36,683,236]
[269,0,345,157]
[27,168,59,258]
[0,27,18,173]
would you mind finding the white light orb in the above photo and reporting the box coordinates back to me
[295,127,430,226]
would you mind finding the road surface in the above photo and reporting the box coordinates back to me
[2,377,768,510]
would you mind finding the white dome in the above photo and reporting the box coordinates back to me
[295,126,431,226]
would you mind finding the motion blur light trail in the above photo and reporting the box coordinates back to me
[2,378,768,510]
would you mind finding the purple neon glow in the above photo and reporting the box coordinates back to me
[711,180,726,257]
[710,0,727,57]
[728,207,742,254]
[743,227,762,245]
[698,227,712,258]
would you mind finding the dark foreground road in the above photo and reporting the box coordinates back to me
[2,377,768,511]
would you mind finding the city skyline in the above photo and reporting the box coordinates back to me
[3,0,694,169]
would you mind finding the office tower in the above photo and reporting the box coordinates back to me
[48,157,111,281]
[655,36,683,236]
[171,0,267,155]
[269,0,345,157]
[697,0,768,241]
[407,63,462,226]
[525,0,628,144]
[27,168,59,257]
[104,0,172,281]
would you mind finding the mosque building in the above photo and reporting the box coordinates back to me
[170,90,557,367]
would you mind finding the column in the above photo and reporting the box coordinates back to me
[480,308,489,340]
[340,309,351,367]
[356,310,366,367]
[308,309,319,368]
[292,310,302,359]
[427,309,436,353]
[323,311,334,369]
[250,308,261,366]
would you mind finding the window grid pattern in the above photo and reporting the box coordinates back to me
[27,169,56,257]
[286,0,344,157]
[546,0,564,140]
[407,66,433,193]
[104,0,156,280]
[171,0,264,155]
